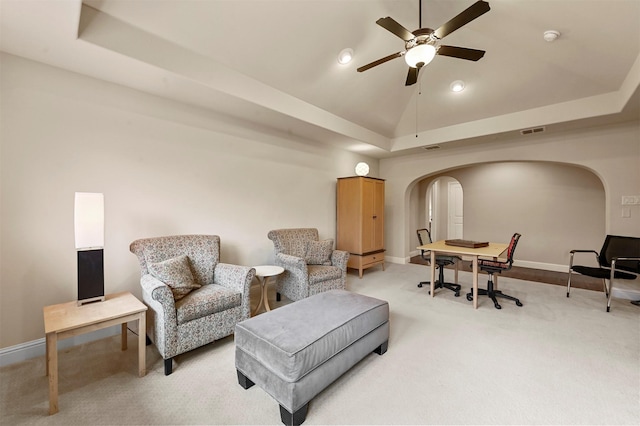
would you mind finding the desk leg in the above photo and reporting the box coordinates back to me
[46,332,58,415]
[472,256,478,309]
[121,323,128,351]
[430,250,436,298]
[138,312,146,377]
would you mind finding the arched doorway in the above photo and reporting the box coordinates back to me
[426,177,463,242]
[410,161,605,270]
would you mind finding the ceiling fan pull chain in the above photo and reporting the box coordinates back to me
[415,82,421,138]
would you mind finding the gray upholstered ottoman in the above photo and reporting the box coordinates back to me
[235,289,389,425]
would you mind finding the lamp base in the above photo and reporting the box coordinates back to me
[77,295,106,307]
[77,249,105,305]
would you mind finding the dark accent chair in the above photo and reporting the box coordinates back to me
[467,233,523,309]
[567,235,640,312]
[416,228,461,296]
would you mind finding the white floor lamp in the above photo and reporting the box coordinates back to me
[74,192,105,306]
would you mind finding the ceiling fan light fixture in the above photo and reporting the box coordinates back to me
[450,80,465,92]
[338,48,354,64]
[404,44,436,68]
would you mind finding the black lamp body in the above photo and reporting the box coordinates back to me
[77,248,105,305]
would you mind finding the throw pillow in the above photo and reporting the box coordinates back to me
[148,255,201,300]
[305,239,334,266]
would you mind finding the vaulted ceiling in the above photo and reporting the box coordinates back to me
[2,0,639,158]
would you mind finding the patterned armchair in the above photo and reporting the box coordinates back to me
[130,235,255,375]
[267,228,349,302]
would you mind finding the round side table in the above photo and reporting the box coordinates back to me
[252,265,284,315]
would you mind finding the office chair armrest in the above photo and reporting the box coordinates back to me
[611,257,640,278]
[568,249,599,268]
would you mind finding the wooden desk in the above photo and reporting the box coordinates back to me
[43,291,147,414]
[417,240,509,309]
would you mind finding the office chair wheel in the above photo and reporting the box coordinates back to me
[454,291,460,297]
[516,300,523,307]
[494,302,502,309]
[466,293,473,301]
[417,283,423,288]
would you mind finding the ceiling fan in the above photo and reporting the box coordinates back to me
[357,0,491,86]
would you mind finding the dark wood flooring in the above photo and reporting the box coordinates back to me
[409,256,604,292]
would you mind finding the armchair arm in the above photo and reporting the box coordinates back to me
[214,263,255,321]
[275,252,308,271]
[140,274,175,312]
[331,250,350,271]
[214,263,255,294]
[140,274,178,358]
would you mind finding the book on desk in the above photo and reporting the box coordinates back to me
[444,239,489,248]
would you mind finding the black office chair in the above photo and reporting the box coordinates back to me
[567,235,640,312]
[417,228,461,297]
[467,233,523,309]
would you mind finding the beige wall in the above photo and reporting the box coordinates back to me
[382,122,640,267]
[0,54,378,348]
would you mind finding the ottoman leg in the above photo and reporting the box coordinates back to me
[373,340,388,355]
[279,403,308,426]
[237,370,255,389]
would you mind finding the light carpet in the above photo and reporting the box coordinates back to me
[1,263,638,425]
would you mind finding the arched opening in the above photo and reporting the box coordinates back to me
[422,177,463,242]
[408,161,606,271]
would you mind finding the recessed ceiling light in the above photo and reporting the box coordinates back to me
[450,80,465,92]
[543,30,560,42]
[338,48,354,65]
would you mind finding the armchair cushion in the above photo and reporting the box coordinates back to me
[308,265,342,285]
[175,284,242,325]
[305,239,334,265]
[148,255,201,300]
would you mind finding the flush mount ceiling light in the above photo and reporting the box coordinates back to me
[450,80,465,92]
[338,48,354,65]
[404,43,436,68]
[543,30,560,42]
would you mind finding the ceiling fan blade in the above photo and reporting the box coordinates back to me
[376,17,415,41]
[437,45,486,61]
[357,51,403,72]
[405,67,419,86]
[433,0,490,39]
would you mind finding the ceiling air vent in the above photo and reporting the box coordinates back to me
[520,126,546,135]
[422,145,441,151]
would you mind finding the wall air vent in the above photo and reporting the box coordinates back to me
[422,145,441,151]
[520,126,546,135]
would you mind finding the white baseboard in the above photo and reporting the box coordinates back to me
[385,256,407,265]
[513,260,568,273]
[0,325,121,367]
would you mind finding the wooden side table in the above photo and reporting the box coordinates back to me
[252,265,284,315]
[43,291,147,414]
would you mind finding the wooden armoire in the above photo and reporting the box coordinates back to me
[336,176,385,278]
